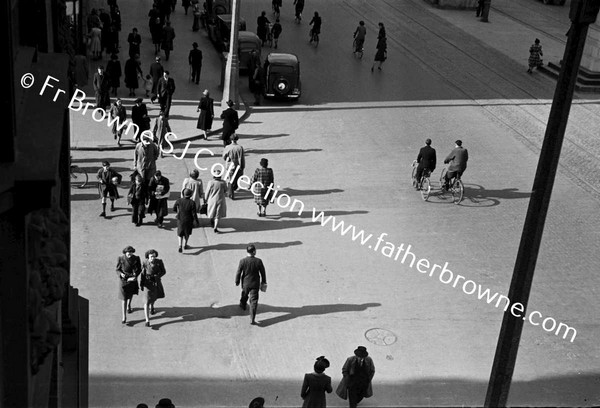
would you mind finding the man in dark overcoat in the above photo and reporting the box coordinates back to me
[220,99,239,147]
[131,98,150,141]
[414,138,436,189]
[235,244,267,325]
[149,57,164,99]
[93,66,111,109]
[443,139,469,190]
[156,70,176,116]
[188,42,203,84]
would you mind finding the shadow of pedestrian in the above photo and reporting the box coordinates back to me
[255,302,382,328]
[146,302,381,330]
[187,240,302,255]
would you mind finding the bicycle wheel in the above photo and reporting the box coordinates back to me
[451,179,464,204]
[420,177,431,201]
[411,163,418,188]
[70,166,88,188]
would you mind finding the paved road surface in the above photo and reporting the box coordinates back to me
[69,0,600,406]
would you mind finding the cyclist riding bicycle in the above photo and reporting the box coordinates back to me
[309,11,322,42]
[353,20,366,54]
[414,138,437,189]
[442,139,468,190]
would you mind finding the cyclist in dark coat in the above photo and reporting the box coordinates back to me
[414,138,437,188]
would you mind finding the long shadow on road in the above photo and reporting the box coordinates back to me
[146,302,381,330]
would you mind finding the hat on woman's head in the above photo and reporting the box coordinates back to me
[248,397,265,408]
[260,158,268,167]
[122,246,136,254]
[183,188,193,197]
[155,398,175,408]
[314,356,330,373]
[354,346,368,358]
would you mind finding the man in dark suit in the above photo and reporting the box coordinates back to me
[235,244,267,325]
[149,56,164,100]
[188,42,203,84]
[93,66,111,109]
[443,139,469,190]
[220,100,239,147]
[131,98,150,141]
[156,70,176,116]
[414,138,436,189]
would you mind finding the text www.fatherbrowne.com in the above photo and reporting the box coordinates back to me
[307,208,577,343]
[26,73,577,343]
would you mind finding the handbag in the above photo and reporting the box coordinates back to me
[199,203,208,215]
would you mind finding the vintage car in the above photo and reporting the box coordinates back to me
[238,31,262,73]
[263,53,301,100]
[207,14,247,52]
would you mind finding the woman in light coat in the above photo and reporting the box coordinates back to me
[205,172,227,233]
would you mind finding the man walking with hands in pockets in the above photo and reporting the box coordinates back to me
[235,244,267,325]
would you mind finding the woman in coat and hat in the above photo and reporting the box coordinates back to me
[251,158,274,217]
[196,89,214,140]
[140,249,166,327]
[301,356,332,408]
[173,188,199,252]
[116,245,142,324]
[205,171,227,233]
[336,346,375,408]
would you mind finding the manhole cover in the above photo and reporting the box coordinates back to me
[365,328,397,346]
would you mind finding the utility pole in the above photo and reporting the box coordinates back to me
[221,0,240,111]
[484,1,599,407]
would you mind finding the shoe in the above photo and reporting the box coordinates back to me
[214,228,219,233]
[151,307,156,315]
[239,302,247,311]
[127,307,133,314]
[100,212,106,217]
[122,319,126,324]
[111,205,115,212]
[136,222,141,227]
[145,322,150,327]
[184,244,190,249]
[257,212,262,217]
[250,321,258,325]
[378,67,382,71]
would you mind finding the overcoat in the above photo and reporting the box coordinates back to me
[196,96,214,130]
[205,178,227,219]
[116,254,142,300]
[335,356,375,400]
[141,258,166,302]
[301,372,332,408]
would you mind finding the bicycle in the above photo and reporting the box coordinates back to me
[353,37,364,59]
[70,161,88,189]
[411,160,432,201]
[439,167,464,204]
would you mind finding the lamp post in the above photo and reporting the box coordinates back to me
[221,0,240,111]
[484,1,599,406]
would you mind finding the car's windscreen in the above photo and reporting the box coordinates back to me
[269,65,296,74]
